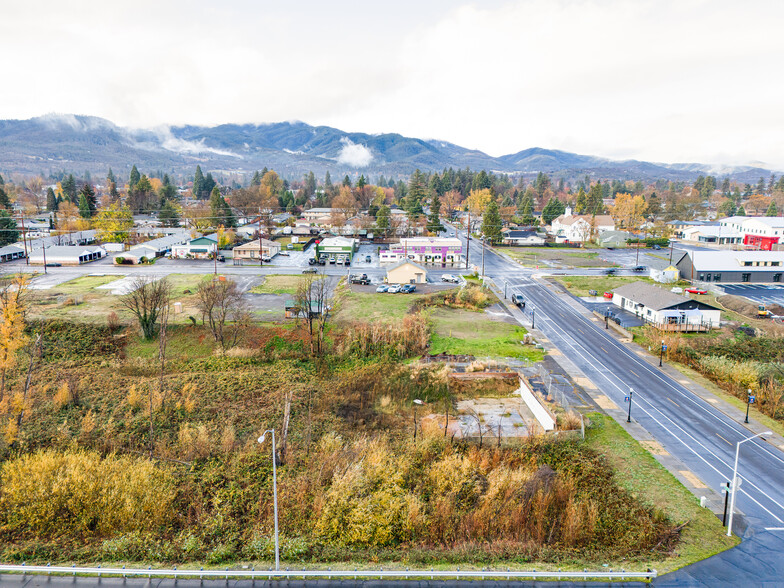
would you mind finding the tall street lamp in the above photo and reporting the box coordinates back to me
[626,387,633,423]
[727,430,772,537]
[413,399,424,440]
[257,429,280,570]
[745,389,755,424]
[531,306,535,330]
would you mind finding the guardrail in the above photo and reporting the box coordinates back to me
[0,563,656,581]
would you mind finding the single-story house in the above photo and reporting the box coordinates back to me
[115,245,158,264]
[503,230,546,246]
[612,282,721,330]
[232,239,281,261]
[675,250,784,284]
[386,260,427,284]
[598,230,633,248]
[302,208,334,222]
[171,236,218,259]
[29,245,106,265]
[0,245,25,263]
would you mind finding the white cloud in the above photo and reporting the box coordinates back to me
[336,138,373,168]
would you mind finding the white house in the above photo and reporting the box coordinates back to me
[30,245,106,265]
[612,282,721,330]
[503,230,546,246]
[550,214,615,243]
[171,236,218,259]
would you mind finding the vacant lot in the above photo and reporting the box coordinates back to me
[554,275,655,297]
[250,274,323,296]
[428,307,544,361]
[335,288,425,322]
[505,247,614,268]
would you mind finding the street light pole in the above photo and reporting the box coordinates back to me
[745,389,752,424]
[727,431,773,537]
[413,399,423,440]
[257,429,280,570]
[659,340,665,367]
[531,306,535,330]
[626,387,633,423]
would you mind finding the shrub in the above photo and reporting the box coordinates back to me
[0,450,176,540]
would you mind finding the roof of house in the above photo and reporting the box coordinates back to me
[319,236,355,247]
[32,245,104,258]
[613,282,696,311]
[399,237,462,247]
[386,260,427,273]
[0,245,24,255]
[505,230,542,239]
[684,250,784,271]
[233,238,278,249]
[553,214,614,226]
[187,236,218,245]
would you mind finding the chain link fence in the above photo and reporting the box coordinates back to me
[536,364,575,410]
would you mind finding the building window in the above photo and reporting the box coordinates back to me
[742,273,751,282]
[744,261,752,266]
[714,274,721,282]
[705,274,711,282]
[774,274,782,283]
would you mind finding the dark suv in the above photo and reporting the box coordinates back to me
[512,294,526,308]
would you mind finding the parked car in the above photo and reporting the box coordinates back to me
[350,274,370,285]
[286,243,294,250]
[387,284,402,293]
[685,287,707,295]
[261,255,271,262]
[217,255,225,262]
[401,284,416,293]
[302,268,318,274]
[652,244,662,250]
[308,257,318,265]
[365,255,372,263]
[512,294,526,308]
[603,292,613,299]
[441,274,460,283]
[588,289,598,296]
[45,262,62,267]
[376,284,388,293]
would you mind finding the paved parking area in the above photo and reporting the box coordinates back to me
[721,284,784,306]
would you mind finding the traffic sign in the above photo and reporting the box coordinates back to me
[624,395,630,403]
[749,396,756,404]
[663,345,668,351]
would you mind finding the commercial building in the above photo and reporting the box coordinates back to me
[232,239,281,261]
[0,245,25,263]
[675,250,784,284]
[386,260,427,284]
[717,216,784,250]
[380,237,462,265]
[171,236,218,259]
[29,245,106,265]
[612,282,721,331]
[314,237,357,262]
[680,225,744,245]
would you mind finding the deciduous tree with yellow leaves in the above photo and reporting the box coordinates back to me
[610,192,648,230]
[465,188,494,216]
[0,274,29,403]
[94,202,134,243]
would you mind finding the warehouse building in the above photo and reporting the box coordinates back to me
[675,250,784,284]
[29,245,106,265]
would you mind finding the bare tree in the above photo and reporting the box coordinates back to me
[119,277,171,340]
[294,273,332,356]
[195,278,251,350]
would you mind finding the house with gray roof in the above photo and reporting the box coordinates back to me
[612,282,720,330]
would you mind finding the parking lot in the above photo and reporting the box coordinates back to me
[721,284,784,306]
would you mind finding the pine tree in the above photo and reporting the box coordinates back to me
[481,198,503,244]
[542,197,566,225]
[46,187,58,212]
[158,200,181,227]
[357,175,366,190]
[427,194,444,234]
[737,205,746,216]
[79,183,97,217]
[0,210,18,247]
[78,194,91,218]
[0,174,4,186]
[324,171,332,190]
[0,186,10,210]
[61,174,77,203]
[406,169,427,217]
[766,201,778,216]
[193,165,205,199]
[107,168,116,185]
[375,205,391,231]
[129,165,140,190]
[159,174,177,201]
[342,175,352,188]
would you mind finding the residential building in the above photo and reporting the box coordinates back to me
[502,230,546,246]
[0,245,25,263]
[612,282,721,330]
[171,236,218,259]
[550,214,615,242]
[598,230,633,248]
[380,237,462,265]
[675,250,784,283]
[232,239,281,261]
[650,265,680,284]
[302,208,334,222]
[29,245,106,265]
[386,260,427,284]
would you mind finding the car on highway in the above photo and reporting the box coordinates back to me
[365,255,372,263]
[441,274,460,283]
[308,257,318,265]
[350,274,370,285]
[652,244,662,250]
[401,284,416,293]
[45,262,62,267]
[387,284,402,293]
[376,284,388,293]
[302,268,318,274]
[512,294,525,308]
[685,287,708,295]
[632,265,646,272]
[605,268,617,275]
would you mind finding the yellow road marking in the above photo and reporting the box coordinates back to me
[600,346,608,354]
[716,433,731,446]
[666,397,680,408]
[629,369,639,378]
[679,470,707,489]
[595,395,618,410]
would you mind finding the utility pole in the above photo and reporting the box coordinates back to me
[19,215,28,264]
[258,206,263,267]
[465,212,470,270]
[481,237,485,277]
[42,245,47,274]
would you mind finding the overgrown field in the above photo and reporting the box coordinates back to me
[0,315,696,568]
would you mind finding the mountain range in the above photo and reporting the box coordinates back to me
[0,113,776,183]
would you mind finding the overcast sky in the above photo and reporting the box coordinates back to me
[3,0,784,167]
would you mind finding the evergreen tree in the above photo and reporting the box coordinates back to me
[472,170,492,191]
[520,197,537,226]
[757,177,766,194]
[0,210,18,246]
[61,174,77,203]
[427,194,444,234]
[574,187,587,214]
[324,171,332,190]
[375,205,391,231]
[202,173,216,200]
[541,197,566,225]
[107,168,116,185]
[79,183,97,217]
[737,205,746,216]
[357,175,366,190]
[533,172,551,198]
[159,174,177,201]
[766,201,778,216]
[342,175,352,188]
[481,198,503,244]
[406,169,427,217]
[46,187,58,212]
[0,173,4,186]
[0,185,10,210]
[304,171,316,196]
[78,193,91,218]
[587,182,604,214]
[129,165,140,190]
[251,170,262,186]
[158,200,181,227]
[193,165,205,199]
